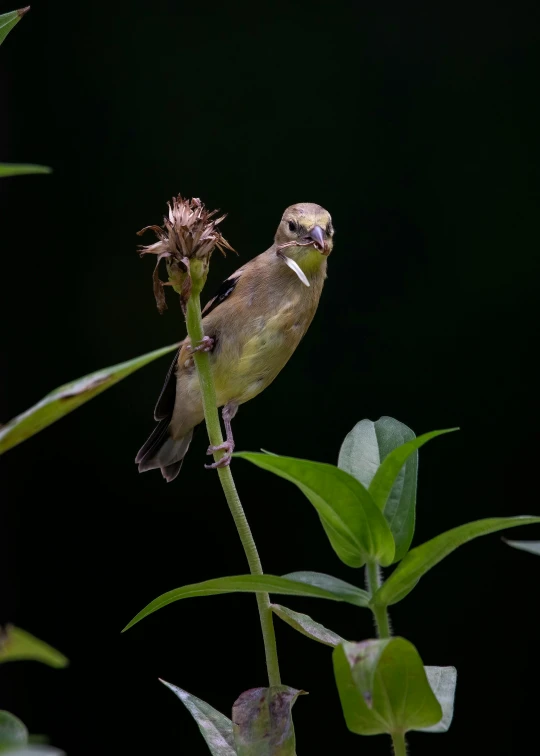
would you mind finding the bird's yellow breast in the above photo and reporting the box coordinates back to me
[213,296,303,406]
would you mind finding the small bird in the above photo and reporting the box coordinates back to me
[136,202,334,481]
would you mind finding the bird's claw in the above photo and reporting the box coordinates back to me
[205,455,232,469]
[205,440,234,469]
[188,336,214,356]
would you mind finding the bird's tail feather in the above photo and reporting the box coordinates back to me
[135,420,194,483]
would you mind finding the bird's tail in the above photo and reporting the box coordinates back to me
[135,419,194,482]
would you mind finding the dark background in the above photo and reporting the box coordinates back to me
[1,1,539,753]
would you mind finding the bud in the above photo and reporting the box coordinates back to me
[138,195,235,313]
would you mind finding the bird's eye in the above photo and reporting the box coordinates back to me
[288,220,297,233]
[326,224,333,236]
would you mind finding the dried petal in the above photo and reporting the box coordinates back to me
[138,195,236,312]
[152,251,172,313]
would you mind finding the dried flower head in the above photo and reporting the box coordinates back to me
[138,195,235,313]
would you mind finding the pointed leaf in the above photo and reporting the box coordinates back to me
[2,749,64,755]
[338,419,382,487]
[368,419,418,562]
[503,539,540,556]
[369,428,458,512]
[333,639,442,735]
[339,417,420,562]
[420,666,457,733]
[232,686,305,756]
[271,604,345,647]
[0,626,68,668]
[282,571,369,606]
[0,7,28,46]
[0,711,28,750]
[235,453,395,567]
[123,573,370,631]
[374,516,540,606]
[338,417,417,492]
[318,516,365,568]
[0,342,180,454]
[160,680,235,756]
[0,164,52,177]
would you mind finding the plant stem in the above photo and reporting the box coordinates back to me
[391,733,407,756]
[366,570,407,756]
[185,292,281,687]
[366,561,391,639]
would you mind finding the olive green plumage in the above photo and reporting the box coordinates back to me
[136,202,334,481]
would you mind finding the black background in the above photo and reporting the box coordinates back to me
[1,1,539,754]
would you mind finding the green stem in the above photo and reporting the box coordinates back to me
[185,292,281,687]
[391,732,407,756]
[366,569,407,755]
[366,561,391,639]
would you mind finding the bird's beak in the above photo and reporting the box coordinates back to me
[303,225,327,254]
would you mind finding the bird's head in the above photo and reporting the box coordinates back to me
[275,203,334,274]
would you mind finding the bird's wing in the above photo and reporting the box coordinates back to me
[154,347,181,420]
[201,270,243,317]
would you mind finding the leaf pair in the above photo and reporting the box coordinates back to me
[333,638,456,736]
[236,420,456,568]
[338,417,419,561]
[235,427,540,611]
[343,419,451,562]
[162,680,303,756]
[161,613,456,750]
[271,604,456,734]
[122,572,369,631]
[122,517,540,631]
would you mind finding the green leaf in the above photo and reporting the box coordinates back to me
[503,539,540,556]
[160,680,235,756]
[282,571,369,606]
[333,639,442,735]
[369,428,457,512]
[0,711,28,751]
[232,686,305,756]
[374,516,540,606]
[338,419,380,486]
[0,342,180,455]
[0,7,28,46]
[339,417,419,562]
[235,453,395,567]
[271,604,345,647]
[2,749,64,755]
[0,164,52,177]
[420,666,457,733]
[123,573,370,632]
[337,417,410,488]
[0,626,68,668]
[317,518,365,568]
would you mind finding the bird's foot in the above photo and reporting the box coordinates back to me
[188,336,215,356]
[205,440,234,469]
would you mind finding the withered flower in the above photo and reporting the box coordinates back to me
[138,195,235,313]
